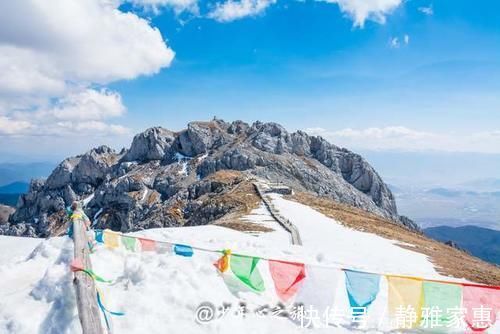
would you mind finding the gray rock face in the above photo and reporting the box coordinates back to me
[3,119,413,237]
[123,127,175,162]
[0,205,14,225]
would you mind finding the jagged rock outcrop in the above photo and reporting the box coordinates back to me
[0,205,14,225]
[123,127,175,162]
[1,119,413,237]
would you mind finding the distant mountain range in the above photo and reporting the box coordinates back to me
[0,181,29,194]
[0,163,53,207]
[0,182,30,207]
[0,162,54,187]
[392,184,500,231]
[424,225,500,265]
[426,187,500,198]
[458,178,500,192]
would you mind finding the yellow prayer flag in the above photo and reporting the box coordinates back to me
[387,276,423,329]
[104,230,120,249]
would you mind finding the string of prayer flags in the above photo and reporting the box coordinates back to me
[230,255,265,292]
[103,230,120,249]
[121,236,137,251]
[174,244,193,257]
[387,276,423,329]
[344,269,381,309]
[139,238,156,252]
[421,281,462,329]
[214,249,231,273]
[462,284,500,332]
[268,260,306,302]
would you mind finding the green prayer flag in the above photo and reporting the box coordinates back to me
[421,281,462,330]
[122,236,137,251]
[230,255,265,292]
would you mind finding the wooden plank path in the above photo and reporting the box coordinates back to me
[72,219,104,334]
[253,182,302,246]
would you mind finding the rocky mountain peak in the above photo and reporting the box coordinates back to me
[123,127,175,162]
[1,119,414,237]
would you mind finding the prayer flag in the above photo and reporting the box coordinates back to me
[95,230,104,243]
[344,270,381,308]
[156,242,173,254]
[463,284,500,332]
[295,266,341,327]
[121,236,136,251]
[139,238,156,252]
[214,250,231,273]
[174,244,193,257]
[268,260,306,302]
[421,281,462,329]
[103,230,119,249]
[230,255,265,292]
[387,276,423,328]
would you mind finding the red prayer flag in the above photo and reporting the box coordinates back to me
[139,238,156,252]
[269,260,306,302]
[463,284,500,332]
[70,258,85,272]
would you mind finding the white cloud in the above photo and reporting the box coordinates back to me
[0,0,174,137]
[1,89,131,137]
[35,89,126,122]
[418,5,433,16]
[306,126,500,154]
[390,34,409,48]
[320,0,402,27]
[208,0,402,25]
[0,1,174,90]
[127,0,199,14]
[208,0,276,22]
[0,116,33,136]
[390,37,400,48]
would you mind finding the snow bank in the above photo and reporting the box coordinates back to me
[0,195,483,333]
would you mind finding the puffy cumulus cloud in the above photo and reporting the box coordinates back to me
[306,126,500,154]
[0,1,174,91]
[0,0,174,137]
[1,89,130,137]
[208,0,276,22]
[35,89,126,122]
[319,0,402,27]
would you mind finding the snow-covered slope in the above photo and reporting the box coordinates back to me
[0,195,484,333]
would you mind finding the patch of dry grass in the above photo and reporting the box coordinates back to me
[215,220,274,233]
[206,171,264,232]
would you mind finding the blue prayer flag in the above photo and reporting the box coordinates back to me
[95,230,104,243]
[174,244,193,257]
[344,270,381,308]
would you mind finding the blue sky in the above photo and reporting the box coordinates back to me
[0,0,499,159]
[111,0,500,136]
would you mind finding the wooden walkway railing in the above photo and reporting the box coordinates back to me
[72,220,104,334]
[253,182,302,246]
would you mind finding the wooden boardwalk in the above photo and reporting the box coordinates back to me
[253,182,302,246]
